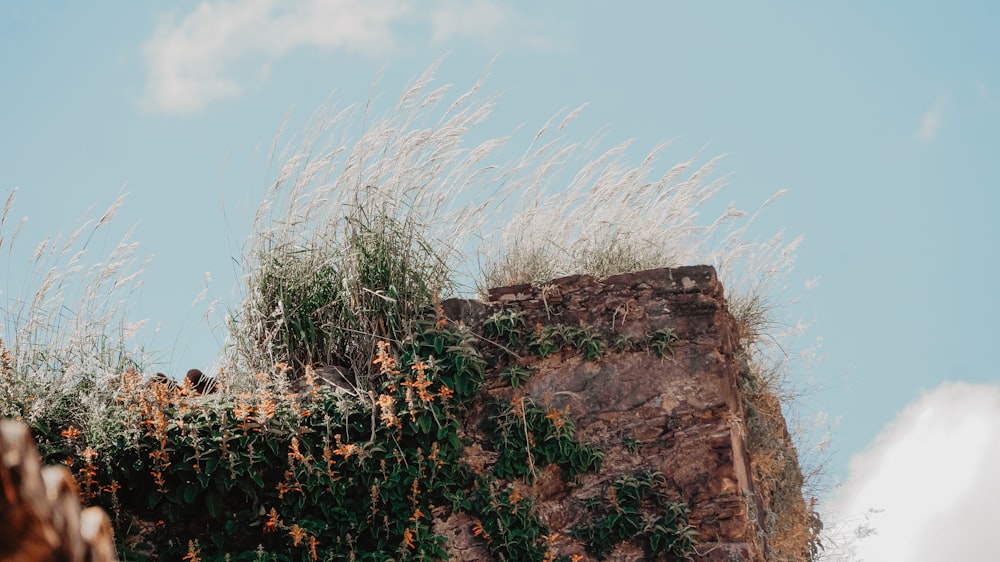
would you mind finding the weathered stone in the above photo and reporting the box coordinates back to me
[446,266,771,561]
[0,420,118,562]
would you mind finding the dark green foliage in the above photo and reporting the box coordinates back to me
[469,482,552,562]
[527,324,562,358]
[649,327,678,358]
[240,211,453,390]
[30,315,615,561]
[486,398,603,483]
[483,310,528,350]
[484,307,688,367]
[571,472,696,560]
[255,253,341,371]
[612,333,642,352]
[499,364,533,388]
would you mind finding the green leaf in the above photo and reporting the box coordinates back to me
[417,414,432,434]
[206,491,222,519]
[447,432,462,452]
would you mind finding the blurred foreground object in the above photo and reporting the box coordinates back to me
[0,420,117,562]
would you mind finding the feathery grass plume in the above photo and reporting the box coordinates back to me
[0,189,150,452]
[471,105,821,559]
[225,65,823,557]
[225,64,513,392]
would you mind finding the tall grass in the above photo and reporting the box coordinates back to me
[0,189,150,450]
[224,64,513,391]
[226,65,802,384]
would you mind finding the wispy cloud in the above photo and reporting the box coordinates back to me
[825,381,1000,561]
[916,96,949,141]
[141,0,562,114]
[141,0,407,114]
[428,0,568,52]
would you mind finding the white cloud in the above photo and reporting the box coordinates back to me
[915,96,949,141]
[428,0,564,52]
[825,381,1000,561]
[141,0,561,114]
[141,0,407,114]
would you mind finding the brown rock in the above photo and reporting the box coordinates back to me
[446,266,771,561]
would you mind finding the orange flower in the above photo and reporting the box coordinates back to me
[402,361,435,403]
[61,426,81,440]
[288,524,307,546]
[332,434,358,458]
[402,528,415,549]
[81,446,99,463]
[545,407,568,430]
[472,519,490,539]
[437,384,454,402]
[287,437,309,463]
[233,402,253,420]
[263,508,282,533]
[435,301,447,330]
[182,540,201,562]
[373,341,399,375]
[375,394,401,428]
[257,396,276,422]
[309,535,319,561]
[508,488,523,507]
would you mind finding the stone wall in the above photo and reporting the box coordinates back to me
[442,265,770,561]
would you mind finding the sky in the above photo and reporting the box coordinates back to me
[2,2,999,559]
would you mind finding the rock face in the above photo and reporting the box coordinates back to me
[0,420,117,562]
[444,265,769,561]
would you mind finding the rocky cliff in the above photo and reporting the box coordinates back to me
[440,265,806,561]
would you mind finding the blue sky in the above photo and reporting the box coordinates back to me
[3,2,999,558]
